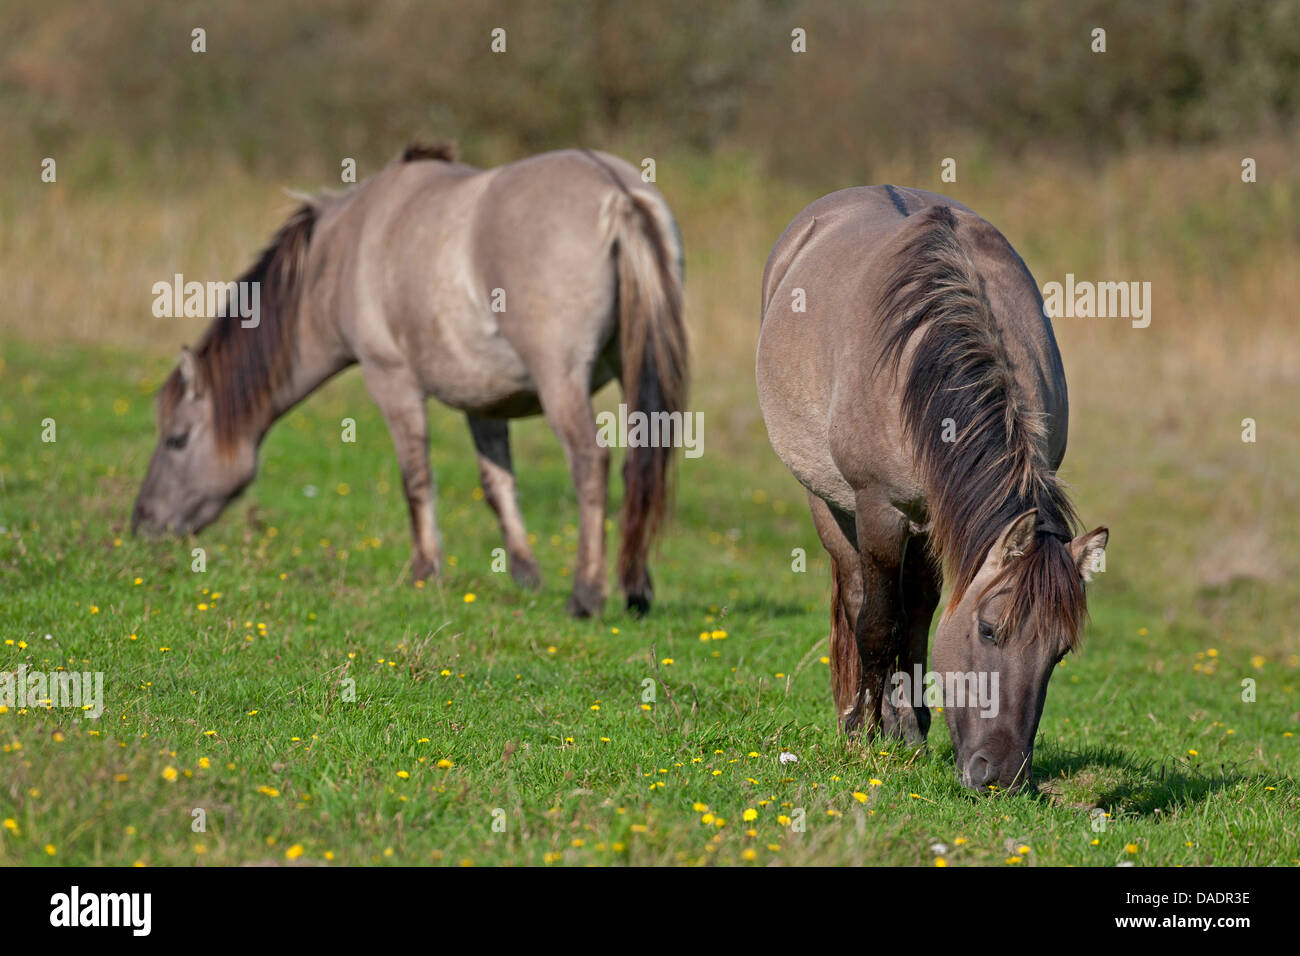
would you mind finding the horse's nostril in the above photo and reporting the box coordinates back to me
[964,753,994,789]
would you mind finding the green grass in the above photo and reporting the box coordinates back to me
[0,337,1296,867]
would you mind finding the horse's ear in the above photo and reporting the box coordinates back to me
[178,347,204,401]
[1070,527,1109,582]
[993,509,1038,564]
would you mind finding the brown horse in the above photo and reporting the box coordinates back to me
[132,144,688,618]
[757,187,1107,792]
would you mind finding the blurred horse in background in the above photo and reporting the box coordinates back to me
[133,143,689,618]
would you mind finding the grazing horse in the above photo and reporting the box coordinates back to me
[132,144,688,618]
[757,187,1107,791]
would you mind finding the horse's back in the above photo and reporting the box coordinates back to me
[463,150,641,329]
[760,186,972,315]
[320,150,658,414]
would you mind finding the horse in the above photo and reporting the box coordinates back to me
[756,187,1108,792]
[132,143,688,619]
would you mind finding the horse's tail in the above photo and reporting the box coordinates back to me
[598,185,689,615]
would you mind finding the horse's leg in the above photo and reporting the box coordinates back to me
[466,414,542,588]
[852,493,909,739]
[536,379,609,618]
[363,364,441,582]
[808,491,866,733]
[881,535,940,746]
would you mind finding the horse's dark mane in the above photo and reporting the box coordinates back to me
[876,204,1085,649]
[401,141,458,163]
[162,203,317,453]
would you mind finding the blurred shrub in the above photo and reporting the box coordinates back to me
[1,0,1296,184]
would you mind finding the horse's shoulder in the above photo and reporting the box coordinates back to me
[761,187,925,314]
[761,213,818,316]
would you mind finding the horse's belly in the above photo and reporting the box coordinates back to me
[412,308,538,413]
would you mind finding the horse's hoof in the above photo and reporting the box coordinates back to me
[621,570,653,617]
[510,559,542,589]
[882,702,930,748]
[565,587,605,619]
[411,556,441,583]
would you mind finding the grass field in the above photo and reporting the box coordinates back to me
[1,323,1296,866]
[2,135,1299,866]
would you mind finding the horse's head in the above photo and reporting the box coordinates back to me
[131,347,257,537]
[932,509,1107,793]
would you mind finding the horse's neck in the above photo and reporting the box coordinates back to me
[261,309,354,441]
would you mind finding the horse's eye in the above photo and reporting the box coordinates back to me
[165,431,189,451]
[978,620,998,643]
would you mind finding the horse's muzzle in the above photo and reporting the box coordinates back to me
[960,750,1032,793]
